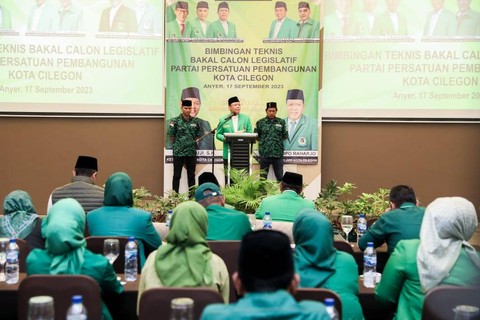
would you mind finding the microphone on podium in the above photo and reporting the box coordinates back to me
[224,112,235,121]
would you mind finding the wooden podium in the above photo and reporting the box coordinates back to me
[224,133,257,181]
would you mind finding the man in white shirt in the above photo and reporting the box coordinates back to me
[206,2,237,38]
[98,0,137,32]
[268,1,298,39]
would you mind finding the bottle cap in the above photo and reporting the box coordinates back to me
[367,242,374,247]
[128,236,135,241]
[359,214,365,217]
[72,295,83,303]
[9,238,16,243]
[265,212,270,215]
[168,210,173,214]
[324,298,334,307]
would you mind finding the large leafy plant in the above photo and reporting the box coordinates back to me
[221,168,280,214]
[133,186,189,222]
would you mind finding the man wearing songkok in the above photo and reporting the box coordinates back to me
[168,99,202,193]
[268,1,298,38]
[48,155,104,213]
[215,96,253,184]
[358,185,425,255]
[166,1,191,37]
[296,2,320,38]
[255,172,315,222]
[375,197,480,319]
[455,0,480,36]
[201,230,330,320]
[206,1,237,38]
[284,89,318,151]
[182,86,214,150]
[255,102,288,181]
[188,1,211,38]
[195,182,251,240]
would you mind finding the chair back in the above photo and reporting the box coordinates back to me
[85,236,141,274]
[207,240,241,302]
[294,288,342,319]
[138,287,224,320]
[18,274,102,320]
[422,285,480,320]
[333,240,355,256]
[16,238,30,273]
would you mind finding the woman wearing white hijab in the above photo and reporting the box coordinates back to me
[375,197,480,320]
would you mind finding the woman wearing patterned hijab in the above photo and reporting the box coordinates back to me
[293,209,364,320]
[0,190,44,250]
[137,201,229,313]
[376,197,480,320]
[27,198,123,320]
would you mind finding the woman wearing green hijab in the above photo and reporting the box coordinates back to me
[27,198,123,320]
[0,190,44,250]
[293,209,364,320]
[137,201,229,313]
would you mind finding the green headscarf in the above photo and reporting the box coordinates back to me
[0,190,38,239]
[103,172,134,207]
[42,198,86,274]
[293,208,336,288]
[155,201,213,287]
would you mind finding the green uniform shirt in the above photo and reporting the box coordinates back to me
[297,18,320,38]
[255,117,288,158]
[376,240,480,320]
[167,114,201,157]
[358,203,425,255]
[205,204,251,240]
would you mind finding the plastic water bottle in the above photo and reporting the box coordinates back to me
[6,238,19,284]
[324,298,339,320]
[263,212,272,230]
[124,237,138,281]
[66,295,87,320]
[165,210,173,229]
[363,242,377,288]
[357,214,367,243]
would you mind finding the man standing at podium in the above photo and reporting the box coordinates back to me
[216,96,253,184]
[255,102,288,181]
[168,100,202,193]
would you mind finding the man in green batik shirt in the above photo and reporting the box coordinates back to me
[167,100,201,193]
[255,102,288,181]
[296,2,320,38]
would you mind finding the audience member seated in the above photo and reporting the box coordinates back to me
[358,185,425,254]
[195,182,251,240]
[47,155,104,213]
[255,172,315,222]
[137,201,229,313]
[1,190,44,250]
[375,197,480,320]
[198,172,220,186]
[293,209,364,320]
[26,198,123,320]
[201,230,330,320]
[87,172,161,267]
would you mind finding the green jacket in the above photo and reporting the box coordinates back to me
[87,173,162,267]
[376,239,480,320]
[255,190,315,222]
[372,11,408,36]
[297,18,320,38]
[284,115,318,151]
[216,113,253,159]
[358,202,425,254]
[205,204,251,240]
[27,249,123,320]
[201,290,330,320]
[207,20,237,38]
[456,9,480,36]
[1,5,12,29]
[268,17,298,38]
[188,17,210,38]
[166,19,192,38]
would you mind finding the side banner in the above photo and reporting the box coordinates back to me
[164,0,323,197]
